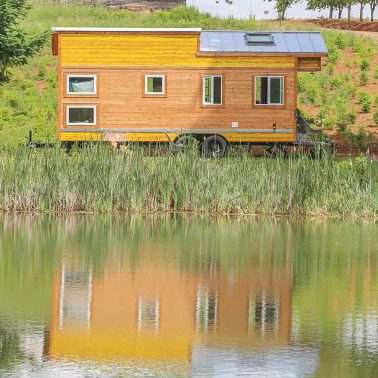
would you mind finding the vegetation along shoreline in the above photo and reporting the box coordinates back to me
[0,145,376,217]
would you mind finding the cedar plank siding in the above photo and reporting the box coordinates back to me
[60,68,296,131]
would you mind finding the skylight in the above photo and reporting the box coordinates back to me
[245,33,274,45]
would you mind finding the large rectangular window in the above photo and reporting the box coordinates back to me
[67,75,97,95]
[145,75,165,95]
[203,76,222,105]
[66,105,96,126]
[255,76,284,105]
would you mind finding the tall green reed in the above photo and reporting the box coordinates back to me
[0,144,376,216]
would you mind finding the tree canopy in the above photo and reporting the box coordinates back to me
[0,0,47,82]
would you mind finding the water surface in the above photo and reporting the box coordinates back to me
[0,215,377,377]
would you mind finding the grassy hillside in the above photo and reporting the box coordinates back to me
[0,5,376,147]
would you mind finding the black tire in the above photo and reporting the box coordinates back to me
[173,134,199,154]
[202,135,227,158]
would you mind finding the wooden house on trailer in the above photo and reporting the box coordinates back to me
[51,27,328,156]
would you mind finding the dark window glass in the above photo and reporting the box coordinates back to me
[213,76,222,105]
[146,76,163,94]
[68,108,95,124]
[270,77,283,104]
[255,77,268,104]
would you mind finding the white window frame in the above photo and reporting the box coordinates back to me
[254,76,284,106]
[66,74,97,95]
[66,105,97,126]
[203,75,223,106]
[144,75,165,95]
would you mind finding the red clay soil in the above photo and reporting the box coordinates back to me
[307,18,378,32]
[300,48,378,156]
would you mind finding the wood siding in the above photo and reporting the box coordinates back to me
[297,57,321,72]
[59,67,296,140]
[59,34,296,68]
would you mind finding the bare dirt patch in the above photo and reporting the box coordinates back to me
[307,18,378,33]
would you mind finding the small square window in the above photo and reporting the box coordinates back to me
[145,75,165,95]
[67,75,96,95]
[66,105,96,126]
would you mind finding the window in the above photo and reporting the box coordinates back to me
[203,76,222,105]
[145,75,165,95]
[248,292,279,336]
[255,76,284,105]
[59,263,92,329]
[137,297,160,332]
[196,286,218,333]
[245,33,274,46]
[67,75,96,95]
[66,105,96,126]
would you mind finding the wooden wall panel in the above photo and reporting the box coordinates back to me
[60,67,296,133]
[59,34,296,68]
[297,57,321,72]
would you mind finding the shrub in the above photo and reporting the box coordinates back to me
[374,111,378,126]
[334,33,348,49]
[331,76,343,89]
[359,91,370,104]
[347,111,357,124]
[359,71,369,86]
[361,98,371,113]
[327,47,340,65]
[359,59,370,72]
[374,66,378,79]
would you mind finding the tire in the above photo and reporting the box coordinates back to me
[173,134,199,154]
[202,135,227,158]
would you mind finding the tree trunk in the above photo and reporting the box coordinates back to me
[371,4,376,21]
[329,5,334,18]
[360,3,365,21]
[347,3,352,20]
[338,7,343,18]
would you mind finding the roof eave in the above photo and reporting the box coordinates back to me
[196,52,328,57]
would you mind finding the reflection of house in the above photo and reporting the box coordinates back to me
[47,253,293,364]
[196,267,292,348]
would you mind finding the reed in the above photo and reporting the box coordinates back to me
[0,145,376,216]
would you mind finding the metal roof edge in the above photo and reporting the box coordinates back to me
[51,27,201,32]
[201,30,322,34]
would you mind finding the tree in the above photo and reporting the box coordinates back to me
[358,0,369,20]
[0,0,46,82]
[369,0,377,20]
[307,0,337,19]
[264,0,299,19]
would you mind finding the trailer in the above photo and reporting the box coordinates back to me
[51,27,329,156]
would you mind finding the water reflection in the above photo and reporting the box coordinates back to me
[0,215,377,377]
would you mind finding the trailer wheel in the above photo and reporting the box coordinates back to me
[173,134,199,154]
[202,135,227,158]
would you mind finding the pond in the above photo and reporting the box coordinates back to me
[0,215,377,377]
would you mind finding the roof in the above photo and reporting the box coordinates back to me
[200,31,328,54]
[51,27,201,33]
[51,28,327,56]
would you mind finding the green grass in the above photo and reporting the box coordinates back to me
[0,4,376,147]
[0,145,376,216]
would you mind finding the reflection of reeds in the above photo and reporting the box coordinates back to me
[0,144,376,216]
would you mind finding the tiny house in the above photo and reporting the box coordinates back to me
[51,27,328,155]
